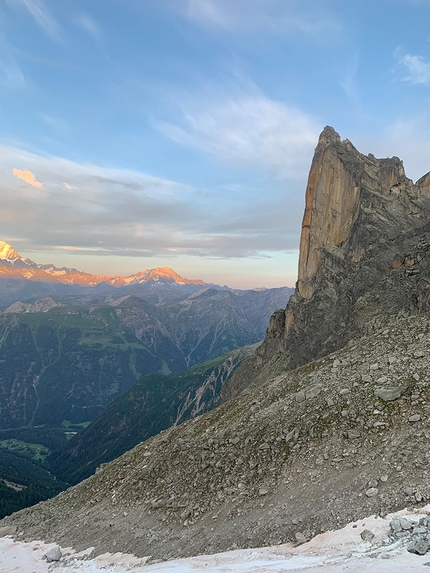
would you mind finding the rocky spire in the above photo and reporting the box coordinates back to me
[223,127,430,399]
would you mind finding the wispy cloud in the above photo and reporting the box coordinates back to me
[12,168,43,187]
[0,144,303,260]
[173,0,344,38]
[156,85,320,180]
[40,113,68,131]
[0,55,25,88]
[76,13,101,41]
[7,0,61,40]
[398,53,430,85]
[341,52,361,105]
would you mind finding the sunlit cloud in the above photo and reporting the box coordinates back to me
[12,168,43,187]
[64,182,72,190]
[398,53,430,85]
[156,86,320,179]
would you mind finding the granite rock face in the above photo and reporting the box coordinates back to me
[223,127,430,400]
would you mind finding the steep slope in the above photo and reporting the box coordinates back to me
[49,345,257,485]
[3,312,430,560]
[223,126,430,401]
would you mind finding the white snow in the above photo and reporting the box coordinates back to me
[2,507,430,572]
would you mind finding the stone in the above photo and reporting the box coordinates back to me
[374,386,406,402]
[45,546,62,562]
[295,391,306,403]
[408,539,430,555]
[339,389,350,396]
[360,529,375,542]
[258,488,268,496]
[285,429,297,442]
[365,488,378,497]
[295,532,307,544]
[390,519,402,533]
[409,414,422,422]
[399,518,413,530]
[347,429,361,439]
[305,386,321,400]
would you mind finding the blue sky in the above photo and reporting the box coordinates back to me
[1,0,430,287]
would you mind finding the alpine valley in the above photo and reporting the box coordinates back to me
[0,242,292,517]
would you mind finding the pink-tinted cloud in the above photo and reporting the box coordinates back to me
[12,168,43,188]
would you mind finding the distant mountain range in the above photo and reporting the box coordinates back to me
[0,241,215,306]
[0,242,294,430]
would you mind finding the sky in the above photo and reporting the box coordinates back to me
[1,0,430,288]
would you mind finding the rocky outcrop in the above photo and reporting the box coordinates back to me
[223,127,430,400]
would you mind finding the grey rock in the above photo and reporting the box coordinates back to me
[295,391,306,403]
[305,386,321,400]
[399,518,413,530]
[258,488,268,496]
[45,546,62,562]
[390,519,402,533]
[295,532,307,544]
[409,414,422,422]
[347,429,361,439]
[365,488,378,497]
[408,539,430,555]
[360,529,375,542]
[374,386,406,402]
[339,389,350,396]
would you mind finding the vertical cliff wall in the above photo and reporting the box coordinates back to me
[222,126,430,400]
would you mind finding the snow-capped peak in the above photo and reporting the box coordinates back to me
[0,241,23,261]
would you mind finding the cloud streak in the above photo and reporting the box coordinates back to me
[156,88,320,179]
[7,0,61,40]
[0,144,304,260]
[175,0,344,38]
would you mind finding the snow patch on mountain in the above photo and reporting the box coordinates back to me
[2,506,430,572]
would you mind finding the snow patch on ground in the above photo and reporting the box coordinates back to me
[2,507,430,572]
